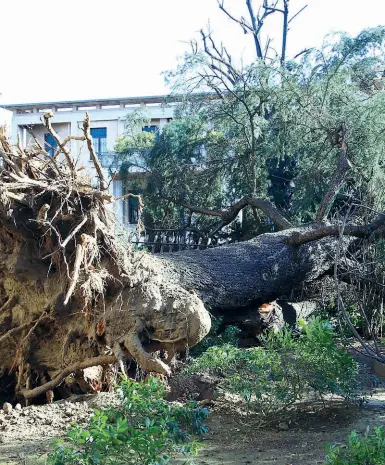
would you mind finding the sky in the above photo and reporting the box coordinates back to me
[1,0,385,106]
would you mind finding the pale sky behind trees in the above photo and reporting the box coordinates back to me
[0,0,385,106]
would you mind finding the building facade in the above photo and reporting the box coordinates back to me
[2,95,178,229]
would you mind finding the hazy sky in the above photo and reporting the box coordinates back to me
[1,0,385,105]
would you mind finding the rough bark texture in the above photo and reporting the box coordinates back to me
[159,228,350,310]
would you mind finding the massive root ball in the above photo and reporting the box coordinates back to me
[0,115,212,402]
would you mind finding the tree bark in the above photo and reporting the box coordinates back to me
[159,227,348,310]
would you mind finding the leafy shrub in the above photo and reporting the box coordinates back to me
[188,316,241,357]
[48,377,208,465]
[186,318,360,422]
[324,427,385,465]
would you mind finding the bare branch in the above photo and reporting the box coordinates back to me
[293,48,312,60]
[217,1,254,34]
[288,4,308,24]
[42,111,76,171]
[200,30,239,85]
[82,112,108,191]
[53,135,85,159]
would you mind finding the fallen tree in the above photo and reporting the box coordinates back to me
[0,116,384,403]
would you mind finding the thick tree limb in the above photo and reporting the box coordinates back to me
[18,355,117,400]
[179,194,293,231]
[287,212,385,246]
[281,0,289,64]
[246,0,264,59]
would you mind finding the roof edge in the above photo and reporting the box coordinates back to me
[0,92,215,111]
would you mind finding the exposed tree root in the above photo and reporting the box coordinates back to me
[19,355,117,401]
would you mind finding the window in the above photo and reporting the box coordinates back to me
[44,133,57,157]
[90,128,107,159]
[142,125,159,134]
[128,195,139,224]
[124,190,139,224]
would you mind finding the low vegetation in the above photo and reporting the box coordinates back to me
[48,377,208,465]
[324,427,385,465]
[186,319,361,423]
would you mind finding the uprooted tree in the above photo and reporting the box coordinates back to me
[1,2,385,403]
[0,111,384,404]
[113,4,385,348]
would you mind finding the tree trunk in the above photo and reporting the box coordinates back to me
[0,215,351,400]
[159,228,348,310]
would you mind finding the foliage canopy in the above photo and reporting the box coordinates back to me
[116,26,385,238]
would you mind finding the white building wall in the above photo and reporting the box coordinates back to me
[4,99,175,229]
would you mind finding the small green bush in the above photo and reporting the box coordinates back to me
[48,377,208,465]
[324,427,385,465]
[188,316,241,357]
[186,318,360,421]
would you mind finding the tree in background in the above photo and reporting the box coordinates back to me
[116,1,385,243]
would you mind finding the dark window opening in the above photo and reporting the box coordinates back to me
[127,193,139,224]
[142,125,159,134]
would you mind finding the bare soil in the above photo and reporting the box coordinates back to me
[194,393,385,465]
[0,390,385,465]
